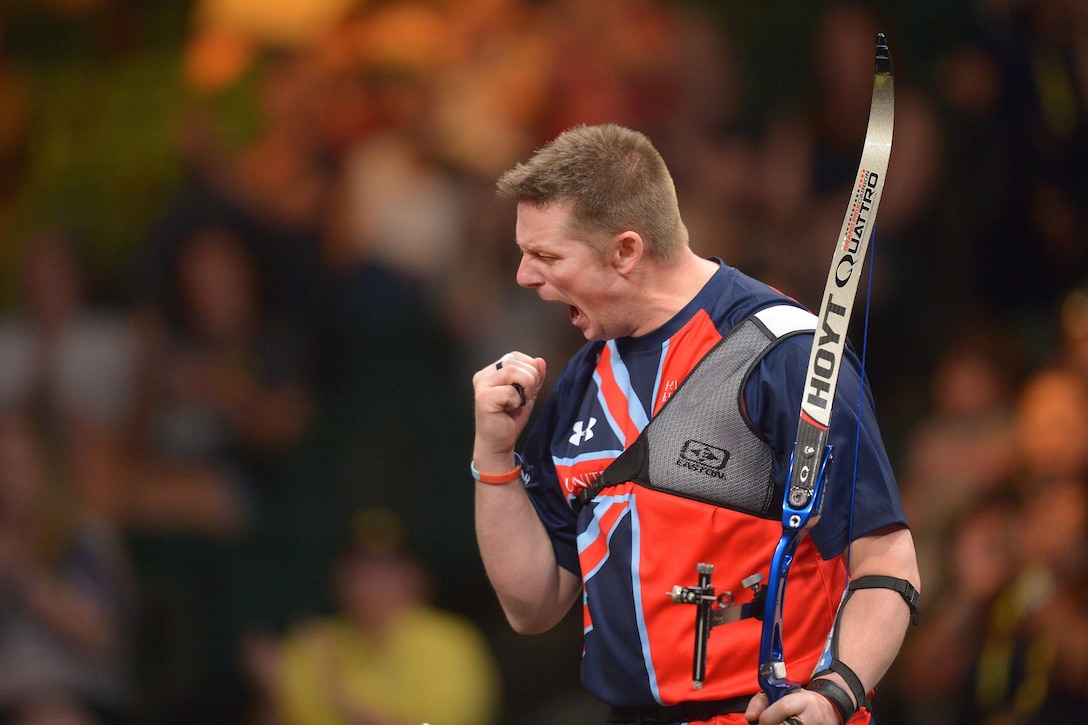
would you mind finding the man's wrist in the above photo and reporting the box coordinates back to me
[805,678,856,724]
[470,453,524,485]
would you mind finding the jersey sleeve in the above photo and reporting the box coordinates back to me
[744,333,908,559]
[519,353,597,577]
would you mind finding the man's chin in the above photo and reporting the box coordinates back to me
[577,323,608,342]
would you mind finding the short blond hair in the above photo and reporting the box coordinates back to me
[496,124,687,262]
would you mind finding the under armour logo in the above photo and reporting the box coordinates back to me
[569,417,597,446]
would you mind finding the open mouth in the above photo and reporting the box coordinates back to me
[569,304,581,325]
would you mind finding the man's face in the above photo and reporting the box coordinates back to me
[514,202,629,341]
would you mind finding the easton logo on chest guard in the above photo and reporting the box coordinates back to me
[575,304,816,517]
[677,440,729,479]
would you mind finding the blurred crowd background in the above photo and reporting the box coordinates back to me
[0,0,1087,724]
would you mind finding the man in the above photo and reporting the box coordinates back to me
[472,124,919,725]
[244,509,502,725]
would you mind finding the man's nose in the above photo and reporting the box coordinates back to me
[515,256,540,288]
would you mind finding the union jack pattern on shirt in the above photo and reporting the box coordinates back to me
[518,262,905,716]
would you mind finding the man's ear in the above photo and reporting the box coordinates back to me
[611,231,644,276]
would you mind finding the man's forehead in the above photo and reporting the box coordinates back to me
[515,202,575,240]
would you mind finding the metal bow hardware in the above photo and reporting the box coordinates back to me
[668,566,765,689]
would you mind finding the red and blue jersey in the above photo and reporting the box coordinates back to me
[519,262,905,713]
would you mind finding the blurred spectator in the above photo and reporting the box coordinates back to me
[916,473,1088,725]
[125,223,315,536]
[315,161,479,588]
[0,229,145,534]
[174,29,334,328]
[972,473,1088,724]
[336,76,472,303]
[120,223,317,724]
[1010,366,1088,488]
[0,412,138,725]
[243,508,501,725]
[891,498,1019,725]
[985,364,1088,725]
[898,327,1020,606]
[0,229,141,454]
[891,365,1088,724]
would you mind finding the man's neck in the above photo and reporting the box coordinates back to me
[627,252,719,338]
